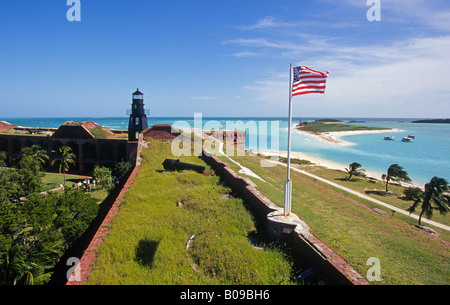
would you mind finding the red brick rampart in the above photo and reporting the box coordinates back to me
[65,146,369,285]
[0,121,14,132]
[66,165,141,285]
[201,149,369,285]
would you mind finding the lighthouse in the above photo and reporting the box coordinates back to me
[128,89,149,141]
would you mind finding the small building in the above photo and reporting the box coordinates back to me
[204,130,247,146]
[142,124,181,141]
[0,120,139,173]
[0,121,15,132]
[51,121,96,139]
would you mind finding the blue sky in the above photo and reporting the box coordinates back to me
[1,0,449,118]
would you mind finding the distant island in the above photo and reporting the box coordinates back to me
[296,119,390,134]
[412,119,450,124]
[294,119,397,146]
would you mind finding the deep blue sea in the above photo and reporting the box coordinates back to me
[2,116,449,186]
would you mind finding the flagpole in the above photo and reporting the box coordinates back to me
[284,63,293,216]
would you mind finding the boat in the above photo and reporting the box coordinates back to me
[384,136,395,141]
[402,136,414,142]
[407,135,415,139]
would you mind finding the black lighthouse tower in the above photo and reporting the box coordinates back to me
[128,89,149,141]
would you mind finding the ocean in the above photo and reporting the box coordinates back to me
[2,116,449,186]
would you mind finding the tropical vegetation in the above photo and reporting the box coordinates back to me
[407,177,449,226]
[216,151,449,284]
[0,145,119,285]
[296,119,389,134]
[382,164,411,192]
[51,146,76,186]
[345,162,365,180]
[0,175,100,285]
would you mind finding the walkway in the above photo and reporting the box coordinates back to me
[204,134,266,182]
[268,160,450,232]
[202,132,450,232]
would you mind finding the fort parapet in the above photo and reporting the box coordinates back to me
[0,121,139,173]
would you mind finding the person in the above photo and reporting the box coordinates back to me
[59,184,63,190]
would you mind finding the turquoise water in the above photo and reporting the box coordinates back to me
[2,116,449,186]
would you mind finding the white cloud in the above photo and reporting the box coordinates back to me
[232,51,262,57]
[189,96,218,101]
[344,0,450,32]
[224,38,288,49]
[226,4,450,117]
[242,35,450,117]
[236,16,298,31]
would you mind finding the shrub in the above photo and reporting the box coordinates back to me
[93,165,114,190]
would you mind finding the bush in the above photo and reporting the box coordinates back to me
[93,165,114,190]
[0,151,6,166]
[113,160,133,182]
[0,189,100,285]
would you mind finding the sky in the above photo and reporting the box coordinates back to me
[0,0,449,119]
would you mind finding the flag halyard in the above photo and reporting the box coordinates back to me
[292,66,330,96]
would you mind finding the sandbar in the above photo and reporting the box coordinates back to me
[293,128,404,147]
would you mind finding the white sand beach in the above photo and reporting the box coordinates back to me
[293,128,404,147]
[255,148,422,188]
[255,149,369,174]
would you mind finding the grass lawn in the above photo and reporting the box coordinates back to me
[42,172,88,191]
[299,165,450,230]
[85,140,297,285]
[217,153,449,285]
[42,172,108,202]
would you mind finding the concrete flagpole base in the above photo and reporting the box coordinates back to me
[267,209,309,239]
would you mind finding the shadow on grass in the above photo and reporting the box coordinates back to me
[335,177,364,182]
[365,190,391,197]
[135,238,161,268]
[66,178,84,183]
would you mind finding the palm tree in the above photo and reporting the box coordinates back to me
[382,164,411,192]
[345,162,365,180]
[407,177,449,226]
[21,145,49,170]
[51,146,76,186]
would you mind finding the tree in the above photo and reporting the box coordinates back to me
[52,188,99,244]
[18,155,44,196]
[92,165,114,190]
[0,189,100,285]
[345,162,365,180]
[0,168,25,202]
[20,145,49,170]
[113,160,133,182]
[0,151,6,166]
[0,241,30,285]
[382,164,411,192]
[407,177,449,226]
[403,187,423,201]
[51,146,76,186]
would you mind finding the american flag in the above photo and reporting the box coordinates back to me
[292,66,330,96]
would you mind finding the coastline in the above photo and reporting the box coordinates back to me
[255,149,422,188]
[293,127,404,147]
